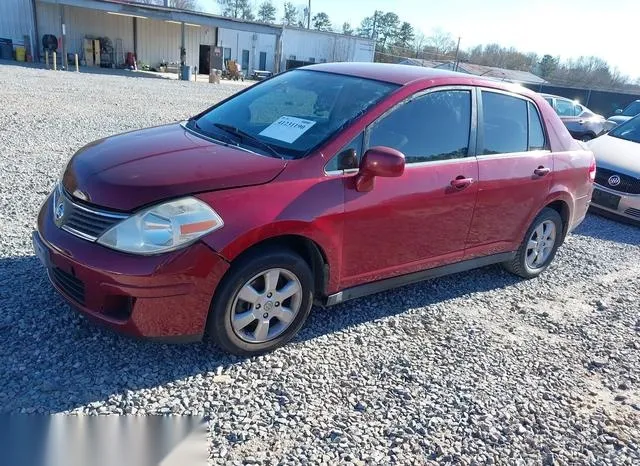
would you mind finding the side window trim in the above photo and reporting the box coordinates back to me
[476,87,550,157]
[324,131,364,175]
[363,85,478,167]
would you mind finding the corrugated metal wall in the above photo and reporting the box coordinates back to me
[36,3,216,69]
[37,2,133,63]
[138,19,179,68]
[0,0,36,52]
[217,28,276,73]
[137,19,215,69]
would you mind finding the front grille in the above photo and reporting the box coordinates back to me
[51,267,85,305]
[55,187,127,241]
[625,207,640,218]
[594,167,640,194]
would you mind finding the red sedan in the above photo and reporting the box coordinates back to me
[34,63,595,355]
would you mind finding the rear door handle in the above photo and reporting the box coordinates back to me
[534,166,551,177]
[451,176,474,189]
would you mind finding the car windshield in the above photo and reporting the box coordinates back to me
[622,101,640,117]
[609,114,640,144]
[189,69,399,159]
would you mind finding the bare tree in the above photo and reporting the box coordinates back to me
[413,31,426,58]
[426,28,456,57]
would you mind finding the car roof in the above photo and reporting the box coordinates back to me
[300,62,465,84]
[300,62,533,91]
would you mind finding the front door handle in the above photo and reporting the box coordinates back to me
[451,176,474,190]
[534,166,551,177]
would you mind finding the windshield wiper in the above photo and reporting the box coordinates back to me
[191,120,236,145]
[213,123,282,159]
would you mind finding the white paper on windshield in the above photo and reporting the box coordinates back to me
[258,116,316,143]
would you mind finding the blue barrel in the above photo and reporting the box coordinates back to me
[180,65,192,81]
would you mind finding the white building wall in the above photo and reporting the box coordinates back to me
[0,0,36,54]
[280,28,375,69]
[36,3,215,70]
[351,38,375,62]
[137,18,215,70]
[37,2,133,63]
[217,28,276,73]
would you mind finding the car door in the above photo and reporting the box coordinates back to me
[562,101,589,136]
[339,87,479,289]
[465,89,551,258]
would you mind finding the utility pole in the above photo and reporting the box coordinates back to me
[307,0,311,29]
[453,36,461,71]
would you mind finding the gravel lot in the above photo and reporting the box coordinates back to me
[1,62,639,465]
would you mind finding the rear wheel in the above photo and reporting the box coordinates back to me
[503,208,563,279]
[207,249,314,356]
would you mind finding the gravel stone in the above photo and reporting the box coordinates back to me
[1,63,640,465]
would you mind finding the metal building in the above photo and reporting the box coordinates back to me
[0,0,375,75]
[280,26,375,70]
[0,0,38,60]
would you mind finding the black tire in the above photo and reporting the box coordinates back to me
[206,248,314,356]
[503,207,563,279]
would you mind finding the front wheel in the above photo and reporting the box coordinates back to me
[206,249,314,356]
[503,208,563,279]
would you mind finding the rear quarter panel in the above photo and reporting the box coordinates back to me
[540,100,594,228]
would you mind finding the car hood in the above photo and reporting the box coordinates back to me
[606,115,632,125]
[62,123,286,211]
[588,134,640,175]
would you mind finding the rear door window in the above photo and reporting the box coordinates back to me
[481,91,528,154]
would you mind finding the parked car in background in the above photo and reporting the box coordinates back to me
[588,114,640,223]
[542,93,605,141]
[604,99,640,132]
[33,63,596,355]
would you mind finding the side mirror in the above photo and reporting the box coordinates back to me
[615,108,623,115]
[355,146,405,192]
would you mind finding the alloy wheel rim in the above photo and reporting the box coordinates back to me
[525,220,556,269]
[230,268,302,343]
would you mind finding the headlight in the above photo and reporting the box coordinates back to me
[97,197,223,255]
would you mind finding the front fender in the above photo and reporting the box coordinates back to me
[196,178,345,293]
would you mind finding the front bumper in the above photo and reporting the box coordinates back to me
[589,184,640,223]
[34,194,230,341]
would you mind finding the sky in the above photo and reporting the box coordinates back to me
[203,0,640,80]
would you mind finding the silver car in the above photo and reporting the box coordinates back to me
[603,99,640,132]
[587,114,640,223]
[542,93,605,141]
